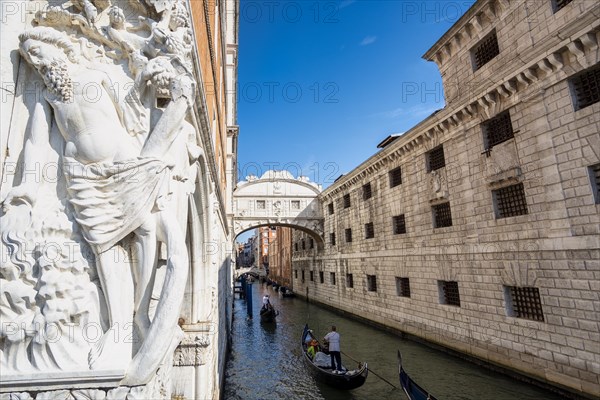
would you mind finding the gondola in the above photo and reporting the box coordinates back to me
[260,304,277,322]
[397,351,439,400]
[301,324,368,390]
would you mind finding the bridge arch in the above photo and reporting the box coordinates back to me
[232,170,324,245]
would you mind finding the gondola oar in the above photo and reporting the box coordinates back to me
[341,350,399,389]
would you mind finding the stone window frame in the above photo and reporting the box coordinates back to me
[362,182,372,200]
[346,273,354,288]
[492,182,528,219]
[301,270,305,282]
[319,271,324,284]
[569,63,600,111]
[366,274,377,292]
[470,29,500,71]
[330,272,336,285]
[328,202,334,215]
[427,145,446,172]
[364,222,375,239]
[389,166,402,188]
[393,214,407,235]
[504,286,544,322]
[294,269,298,279]
[343,193,351,209]
[291,200,301,210]
[309,237,315,249]
[432,202,453,228]
[256,200,266,209]
[301,239,306,250]
[481,110,515,152]
[329,232,336,246]
[294,242,298,252]
[345,228,353,243]
[588,163,600,204]
[438,280,461,307]
[395,277,411,298]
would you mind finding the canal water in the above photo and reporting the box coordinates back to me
[223,282,565,400]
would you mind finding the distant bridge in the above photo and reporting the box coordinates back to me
[232,170,324,245]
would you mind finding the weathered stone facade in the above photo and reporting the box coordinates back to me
[292,0,600,398]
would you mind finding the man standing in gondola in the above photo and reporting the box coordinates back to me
[324,325,343,372]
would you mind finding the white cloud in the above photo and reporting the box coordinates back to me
[359,36,377,46]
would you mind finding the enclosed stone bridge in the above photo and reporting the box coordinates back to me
[232,171,324,245]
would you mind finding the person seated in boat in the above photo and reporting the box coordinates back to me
[307,339,319,359]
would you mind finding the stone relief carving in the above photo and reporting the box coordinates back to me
[1,0,199,391]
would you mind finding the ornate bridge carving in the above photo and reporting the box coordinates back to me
[232,171,324,242]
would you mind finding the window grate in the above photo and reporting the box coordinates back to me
[365,222,375,239]
[509,286,544,321]
[301,239,306,250]
[483,111,514,150]
[553,0,573,12]
[433,202,452,228]
[363,183,372,200]
[494,183,528,218]
[329,232,336,246]
[346,273,354,288]
[319,271,324,284]
[343,194,351,208]
[393,214,406,234]
[428,145,446,171]
[345,228,353,243]
[472,31,499,70]
[309,238,315,249]
[590,163,600,204]
[441,281,461,306]
[330,272,336,285]
[396,277,411,297]
[571,65,600,110]
[389,167,402,188]
[328,202,334,215]
[367,275,377,292]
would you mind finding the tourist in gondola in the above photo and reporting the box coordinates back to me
[307,339,319,359]
[324,325,343,372]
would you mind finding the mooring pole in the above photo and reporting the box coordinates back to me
[246,281,253,318]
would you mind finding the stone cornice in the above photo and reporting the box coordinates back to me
[322,25,599,201]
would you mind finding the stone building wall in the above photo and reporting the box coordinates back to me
[269,227,293,287]
[292,0,599,397]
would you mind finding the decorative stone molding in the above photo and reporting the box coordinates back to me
[173,327,210,367]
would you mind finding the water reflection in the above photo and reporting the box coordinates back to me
[224,282,564,400]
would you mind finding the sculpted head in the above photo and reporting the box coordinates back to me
[19,27,78,101]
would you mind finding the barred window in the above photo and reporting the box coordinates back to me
[427,145,446,172]
[343,194,351,208]
[301,239,306,250]
[472,30,499,71]
[393,214,406,234]
[389,166,402,188]
[345,228,353,243]
[294,270,298,279]
[319,271,324,284]
[301,270,305,281]
[310,271,314,281]
[328,202,334,215]
[365,222,375,239]
[570,64,600,111]
[494,183,528,218]
[291,200,301,209]
[483,111,514,151]
[432,202,452,228]
[309,237,315,249]
[589,163,600,204]
[346,273,354,288]
[330,272,336,285]
[294,243,298,252]
[439,281,461,306]
[367,275,377,292]
[396,277,411,297]
[363,183,372,200]
[505,286,544,321]
[552,0,573,13]
[256,200,266,209]
[330,232,336,246]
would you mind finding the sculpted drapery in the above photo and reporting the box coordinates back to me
[1,0,199,389]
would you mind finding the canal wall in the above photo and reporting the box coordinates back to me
[292,1,600,398]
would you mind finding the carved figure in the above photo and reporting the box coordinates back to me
[2,15,195,386]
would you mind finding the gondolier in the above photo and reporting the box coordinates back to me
[324,326,342,372]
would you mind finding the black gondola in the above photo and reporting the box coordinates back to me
[397,351,439,400]
[260,304,277,322]
[301,324,368,390]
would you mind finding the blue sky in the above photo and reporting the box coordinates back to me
[236,0,476,187]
